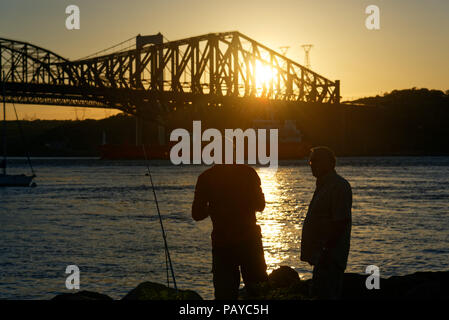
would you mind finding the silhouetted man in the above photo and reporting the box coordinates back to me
[192,164,268,299]
[300,146,352,299]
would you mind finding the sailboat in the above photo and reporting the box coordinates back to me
[1,72,36,187]
[0,170,35,187]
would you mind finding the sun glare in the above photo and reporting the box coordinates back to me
[255,60,277,96]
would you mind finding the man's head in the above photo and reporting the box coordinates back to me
[309,146,336,178]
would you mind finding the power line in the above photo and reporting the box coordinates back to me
[76,36,136,60]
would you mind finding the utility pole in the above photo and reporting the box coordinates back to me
[279,46,290,56]
[301,44,313,69]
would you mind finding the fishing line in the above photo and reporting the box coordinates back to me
[142,144,177,291]
[12,102,36,177]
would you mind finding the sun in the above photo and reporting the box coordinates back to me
[255,60,277,96]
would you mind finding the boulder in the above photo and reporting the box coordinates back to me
[341,273,384,299]
[52,290,113,301]
[342,271,449,300]
[268,266,301,288]
[242,268,449,300]
[50,270,449,300]
[240,266,308,300]
[122,281,203,300]
[382,271,449,299]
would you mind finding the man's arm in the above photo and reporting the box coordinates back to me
[192,175,210,221]
[331,180,352,220]
[317,181,352,263]
[252,173,265,212]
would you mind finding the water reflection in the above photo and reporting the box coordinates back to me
[257,168,298,273]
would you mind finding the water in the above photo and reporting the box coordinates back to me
[1,157,448,300]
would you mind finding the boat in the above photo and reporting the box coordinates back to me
[0,173,35,187]
[1,72,36,187]
[252,119,312,160]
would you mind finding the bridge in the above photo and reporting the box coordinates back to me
[0,31,340,122]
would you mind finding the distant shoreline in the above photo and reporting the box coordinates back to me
[4,155,449,161]
[4,154,449,159]
[3,89,449,159]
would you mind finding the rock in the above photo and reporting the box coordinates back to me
[268,266,301,288]
[342,271,449,300]
[240,266,308,300]
[52,290,113,301]
[264,266,308,299]
[122,281,203,300]
[382,271,449,299]
[404,281,442,299]
[241,268,449,300]
[341,273,383,299]
[50,270,449,300]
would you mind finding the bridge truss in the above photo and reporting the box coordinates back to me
[0,31,340,118]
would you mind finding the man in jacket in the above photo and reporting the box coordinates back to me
[301,146,352,299]
[192,164,268,299]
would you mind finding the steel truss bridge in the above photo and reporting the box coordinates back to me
[0,31,340,119]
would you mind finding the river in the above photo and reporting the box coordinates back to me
[1,157,448,299]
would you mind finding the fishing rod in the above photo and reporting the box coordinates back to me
[142,144,177,291]
[1,72,6,175]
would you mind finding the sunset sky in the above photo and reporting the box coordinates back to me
[1,0,448,120]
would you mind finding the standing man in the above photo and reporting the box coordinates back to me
[192,164,268,299]
[300,146,352,299]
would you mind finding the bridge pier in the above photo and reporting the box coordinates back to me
[158,125,166,145]
[135,115,166,146]
[135,116,143,146]
[335,80,340,104]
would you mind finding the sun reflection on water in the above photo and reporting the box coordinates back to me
[256,167,302,273]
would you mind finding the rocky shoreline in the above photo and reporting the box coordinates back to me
[52,266,449,300]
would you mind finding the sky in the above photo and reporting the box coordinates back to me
[1,0,448,120]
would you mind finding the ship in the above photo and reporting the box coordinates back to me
[252,119,312,160]
[99,142,171,160]
[99,120,311,161]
